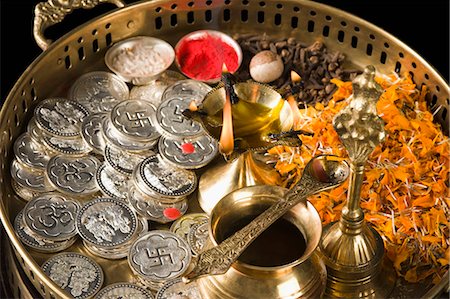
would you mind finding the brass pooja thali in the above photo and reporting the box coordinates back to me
[0,0,448,298]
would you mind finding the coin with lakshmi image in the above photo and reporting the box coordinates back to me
[69,71,129,114]
[134,154,197,200]
[23,193,80,241]
[155,278,202,299]
[34,98,89,138]
[104,145,149,175]
[42,252,104,299]
[42,134,92,156]
[128,184,188,223]
[95,282,154,299]
[95,163,130,201]
[76,197,138,249]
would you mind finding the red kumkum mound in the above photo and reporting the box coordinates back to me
[176,34,239,81]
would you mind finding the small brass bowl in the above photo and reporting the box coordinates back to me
[197,185,326,299]
[199,82,293,151]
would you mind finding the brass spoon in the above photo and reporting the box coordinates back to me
[183,154,350,282]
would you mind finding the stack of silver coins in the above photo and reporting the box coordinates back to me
[130,154,197,223]
[128,230,192,291]
[15,193,80,253]
[76,197,148,259]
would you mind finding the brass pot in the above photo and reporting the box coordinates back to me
[197,185,326,299]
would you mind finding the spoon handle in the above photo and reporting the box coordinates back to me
[183,175,335,282]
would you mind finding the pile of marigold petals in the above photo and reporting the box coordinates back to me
[267,73,449,283]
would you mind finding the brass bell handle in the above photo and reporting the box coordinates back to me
[33,0,126,50]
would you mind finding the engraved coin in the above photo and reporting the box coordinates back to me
[69,71,129,113]
[111,99,160,142]
[76,197,138,248]
[155,80,212,138]
[104,145,148,175]
[43,135,92,156]
[129,185,188,223]
[11,159,54,192]
[187,219,209,255]
[27,117,47,144]
[23,193,80,241]
[135,155,197,199]
[155,278,202,299]
[128,230,192,282]
[14,211,76,253]
[95,283,154,299]
[46,155,100,197]
[13,133,50,170]
[130,70,185,107]
[83,216,148,259]
[81,113,108,154]
[95,163,129,201]
[103,118,158,152]
[35,98,89,137]
[11,179,40,202]
[170,213,209,241]
[158,134,218,169]
[42,252,104,299]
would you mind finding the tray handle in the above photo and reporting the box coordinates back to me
[33,0,125,50]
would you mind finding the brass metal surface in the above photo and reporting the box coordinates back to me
[184,155,349,282]
[0,0,448,298]
[318,66,396,298]
[196,185,327,299]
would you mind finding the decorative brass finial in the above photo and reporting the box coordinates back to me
[318,65,396,298]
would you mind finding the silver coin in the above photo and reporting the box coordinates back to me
[129,185,188,223]
[134,155,197,199]
[43,135,92,156]
[11,179,40,202]
[104,145,148,175]
[23,193,80,241]
[103,118,158,152]
[35,98,89,137]
[128,230,192,282]
[27,117,48,144]
[13,133,50,170]
[155,80,212,138]
[110,100,160,143]
[170,213,209,242]
[14,210,77,253]
[95,283,154,299]
[46,155,100,197]
[69,71,129,113]
[95,163,129,201]
[81,113,108,154]
[11,159,54,192]
[83,216,148,259]
[42,252,104,299]
[155,278,202,299]
[76,197,138,248]
[158,135,218,169]
[130,70,185,107]
[187,220,209,255]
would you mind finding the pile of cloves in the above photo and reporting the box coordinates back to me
[233,33,361,105]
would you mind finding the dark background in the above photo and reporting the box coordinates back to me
[1,0,448,101]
